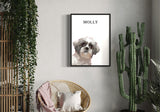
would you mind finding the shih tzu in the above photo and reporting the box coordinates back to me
[72,37,100,65]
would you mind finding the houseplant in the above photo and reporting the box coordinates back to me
[116,22,150,112]
[148,59,160,112]
[2,0,38,111]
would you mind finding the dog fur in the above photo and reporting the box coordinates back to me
[72,37,100,65]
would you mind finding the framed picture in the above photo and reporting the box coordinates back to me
[70,13,111,67]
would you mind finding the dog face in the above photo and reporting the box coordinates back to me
[73,37,100,59]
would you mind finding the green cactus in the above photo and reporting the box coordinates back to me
[116,22,150,112]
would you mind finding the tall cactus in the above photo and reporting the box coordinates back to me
[116,22,150,112]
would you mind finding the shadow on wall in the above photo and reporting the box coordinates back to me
[67,15,71,67]
[62,14,70,67]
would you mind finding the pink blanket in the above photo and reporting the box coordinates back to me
[36,81,58,112]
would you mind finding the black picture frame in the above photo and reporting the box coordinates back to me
[70,13,111,67]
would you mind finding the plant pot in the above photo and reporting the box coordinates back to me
[120,109,145,112]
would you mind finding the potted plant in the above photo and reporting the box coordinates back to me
[2,0,38,111]
[116,22,150,112]
[148,59,160,112]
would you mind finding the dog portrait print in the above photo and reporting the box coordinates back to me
[71,14,111,66]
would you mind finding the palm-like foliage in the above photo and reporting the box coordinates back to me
[149,59,160,111]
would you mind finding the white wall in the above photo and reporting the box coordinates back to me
[152,0,160,59]
[34,0,152,111]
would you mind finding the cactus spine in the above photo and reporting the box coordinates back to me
[116,22,150,112]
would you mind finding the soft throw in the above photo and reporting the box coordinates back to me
[36,81,58,112]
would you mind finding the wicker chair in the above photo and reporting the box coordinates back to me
[37,80,91,112]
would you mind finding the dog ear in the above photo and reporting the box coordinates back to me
[73,40,78,48]
[93,42,100,55]
[73,40,81,54]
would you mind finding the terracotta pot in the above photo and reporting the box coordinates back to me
[120,109,145,112]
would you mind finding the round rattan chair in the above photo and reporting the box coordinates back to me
[37,80,91,112]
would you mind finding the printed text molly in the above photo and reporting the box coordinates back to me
[83,20,98,24]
